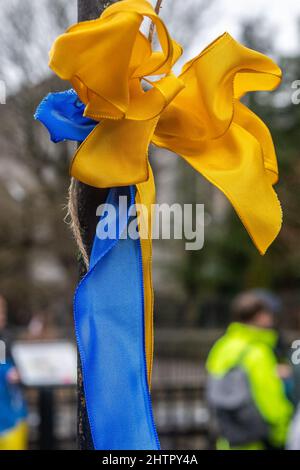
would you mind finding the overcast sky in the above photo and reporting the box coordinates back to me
[201,0,300,55]
[154,0,300,59]
[1,0,300,93]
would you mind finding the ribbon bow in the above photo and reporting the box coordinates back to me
[48,1,282,255]
[35,0,282,450]
[49,0,184,187]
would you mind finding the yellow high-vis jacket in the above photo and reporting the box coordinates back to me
[206,322,293,450]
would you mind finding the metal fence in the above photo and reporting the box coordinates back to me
[24,358,210,450]
[22,327,300,449]
[152,359,211,450]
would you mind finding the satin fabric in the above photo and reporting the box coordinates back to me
[48,2,183,379]
[74,186,159,450]
[36,0,283,451]
[35,92,158,448]
[49,0,184,189]
[153,32,282,254]
[35,89,155,385]
[48,1,282,255]
[34,89,97,143]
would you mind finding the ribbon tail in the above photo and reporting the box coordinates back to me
[179,121,282,255]
[136,164,156,385]
[74,185,160,450]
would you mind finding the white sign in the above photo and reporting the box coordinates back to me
[12,341,77,387]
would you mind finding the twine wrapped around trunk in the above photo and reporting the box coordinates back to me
[66,177,89,269]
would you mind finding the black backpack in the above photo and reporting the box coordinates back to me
[206,346,269,447]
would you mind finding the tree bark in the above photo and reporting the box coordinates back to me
[76,0,120,450]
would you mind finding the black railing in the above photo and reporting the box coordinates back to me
[152,384,211,450]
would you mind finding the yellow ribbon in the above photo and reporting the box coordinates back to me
[49,0,184,189]
[153,32,282,255]
[48,0,282,384]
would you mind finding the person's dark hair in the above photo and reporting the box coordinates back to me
[231,291,274,323]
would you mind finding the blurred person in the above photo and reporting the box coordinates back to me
[206,290,293,450]
[0,295,28,450]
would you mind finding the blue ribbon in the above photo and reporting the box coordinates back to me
[34,89,97,143]
[35,91,160,450]
[75,186,159,449]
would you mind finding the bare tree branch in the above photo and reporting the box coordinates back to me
[148,0,164,43]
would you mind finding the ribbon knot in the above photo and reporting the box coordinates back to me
[50,0,183,119]
[49,0,184,188]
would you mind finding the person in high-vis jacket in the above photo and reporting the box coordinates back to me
[206,290,293,450]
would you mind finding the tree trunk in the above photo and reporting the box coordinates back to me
[76,0,120,450]
[78,0,119,21]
